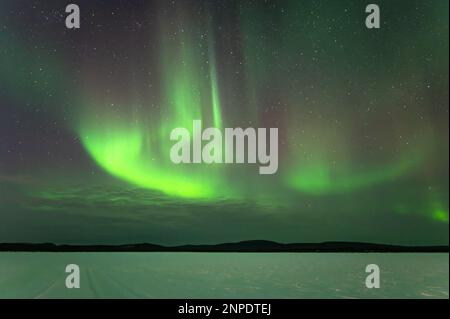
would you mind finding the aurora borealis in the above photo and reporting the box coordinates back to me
[0,0,448,245]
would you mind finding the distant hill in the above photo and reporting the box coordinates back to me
[0,240,448,252]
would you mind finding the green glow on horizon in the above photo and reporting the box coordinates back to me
[433,210,449,223]
[286,156,421,195]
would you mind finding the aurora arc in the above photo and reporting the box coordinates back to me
[0,0,446,228]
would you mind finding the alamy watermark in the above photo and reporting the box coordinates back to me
[170,120,279,175]
[365,264,381,289]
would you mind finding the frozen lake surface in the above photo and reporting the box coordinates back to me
[0,253,448,299]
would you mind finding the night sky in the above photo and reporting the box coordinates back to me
[0,0,448,245]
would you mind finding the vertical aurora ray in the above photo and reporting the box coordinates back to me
[208,43,223,129]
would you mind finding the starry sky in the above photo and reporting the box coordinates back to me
[0,0,448,245]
